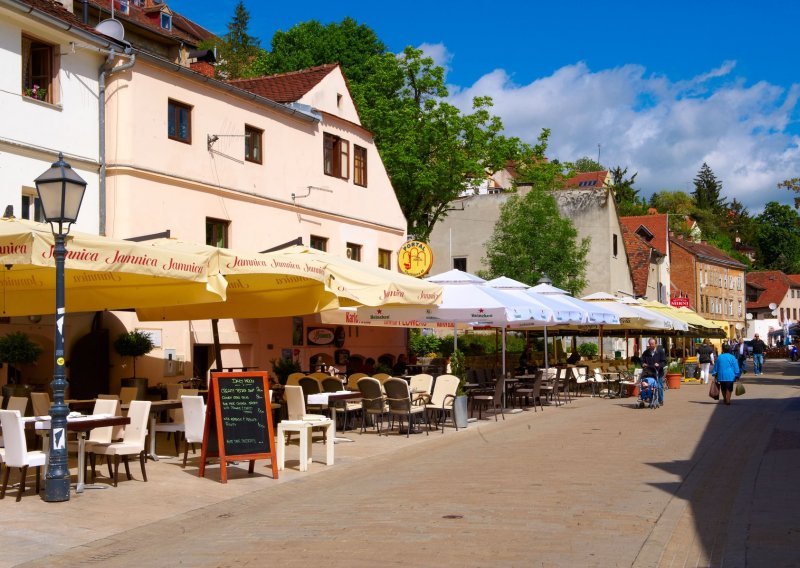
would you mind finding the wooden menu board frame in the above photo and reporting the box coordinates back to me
[199,371,278,483]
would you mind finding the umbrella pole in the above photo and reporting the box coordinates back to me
[599,326,604,359]
[211,318,223,373]
[544,326,549,373]
[502,327,507,378]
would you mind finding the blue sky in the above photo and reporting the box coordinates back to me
[167,0,800,211]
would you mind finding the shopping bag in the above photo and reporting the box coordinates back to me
[735,382,746,396]
[709,381,720,400]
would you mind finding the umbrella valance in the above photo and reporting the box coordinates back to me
[137,241,442,321]
[0,218,225,316]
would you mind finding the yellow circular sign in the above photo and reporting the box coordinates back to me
[57,357,65,366]
[398,240,434,278]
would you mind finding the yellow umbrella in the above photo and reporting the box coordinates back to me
[0,218,225,316]
[136,242,442,321]
[639,301,725,336]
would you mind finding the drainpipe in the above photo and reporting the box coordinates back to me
[98,47,135,235]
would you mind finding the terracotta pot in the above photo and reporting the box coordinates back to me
[665,372,682,389]
[625,384,639,397]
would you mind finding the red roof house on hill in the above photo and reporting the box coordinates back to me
[619,214,669,256]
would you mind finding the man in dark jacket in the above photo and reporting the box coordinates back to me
[641,338,667,405]
[751,334,767,375]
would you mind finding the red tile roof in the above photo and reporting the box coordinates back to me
[747,271,797,310]
[84,1,215,46]
[561,170,608,189]
[621,225,655,297]
[17,0,109,38]
[228,64,339,104]
[619,214,669,256]
[789,275,800,287]
[669,236,746,270]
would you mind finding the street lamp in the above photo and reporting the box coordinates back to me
[34,152,86,502]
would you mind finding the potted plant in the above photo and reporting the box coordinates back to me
[270,357,301,385]
[113,330,154,379]
[449,349,469,429]
[665,359,683,390]
[0,331,43,399]
[577,342,599,360]
[408,331,441,365]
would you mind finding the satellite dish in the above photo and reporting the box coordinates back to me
[769,302,778,310]
[746,313,753,320]
[95,19,125,42]
[771,309,779,316]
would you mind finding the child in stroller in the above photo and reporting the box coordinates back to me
[637,372,660,409]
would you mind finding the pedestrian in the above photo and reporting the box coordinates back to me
[712,343,740,405]
[697,338,714,384]
[736,338,747,374]
[751,333,767,375]
[641,338,667,405]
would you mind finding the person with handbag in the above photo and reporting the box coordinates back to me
[712,343,740,405]
[697,339,715,384]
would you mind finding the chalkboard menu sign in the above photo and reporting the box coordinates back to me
[684,362,699,380]
[199,372,278,483]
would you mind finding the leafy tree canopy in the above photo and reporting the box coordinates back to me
[574,156,603,172]
[608,165,647,215]
[778,177,800,208]
[753,202,800,273]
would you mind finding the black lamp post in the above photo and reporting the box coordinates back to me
[34,152,86,502]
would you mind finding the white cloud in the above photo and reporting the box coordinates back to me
[416,42,453,75]
[447,59,800,212]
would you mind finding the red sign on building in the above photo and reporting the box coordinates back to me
[670,297,691,308]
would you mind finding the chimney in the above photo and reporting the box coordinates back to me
[190,61,215,79]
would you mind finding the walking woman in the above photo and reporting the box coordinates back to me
[697,338,715,384]
[712,343,740,405]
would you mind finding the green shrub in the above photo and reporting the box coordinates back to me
[577,342,599,358]
[0,332,42,384]
[408,330,441,357]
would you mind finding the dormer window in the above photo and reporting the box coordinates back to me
[160,12,172,30]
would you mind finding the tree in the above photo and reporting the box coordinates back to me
[778,177,800,208]
[692,162,726,213]
[574,156,603,172]
[608,166,647,215]
[483,187,589,295]
[252,18,385,86]
[113,331,155,378]
[753,202,800,272]
[209,1,261,79]
[255,20,530,241]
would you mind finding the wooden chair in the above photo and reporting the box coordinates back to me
[423,374,460,433]
[384,378,429,437]
[356,378,387,435]
[0,409,46,501]
[6,396,29,416]
[471,376,505,421]
[30,392,50,417]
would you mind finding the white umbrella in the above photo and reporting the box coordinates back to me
[357,270,551,381]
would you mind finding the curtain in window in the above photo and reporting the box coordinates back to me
[21,36,32,90]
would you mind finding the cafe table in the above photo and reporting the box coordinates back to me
[29,414,130,493]
[306,391,361,443]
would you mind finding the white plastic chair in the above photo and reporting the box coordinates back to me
[0,409,46,501]
[180,395,206,467]
[89,400,151,486]
[278,386,334,472]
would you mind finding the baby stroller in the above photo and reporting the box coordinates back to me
[637,373,661,409]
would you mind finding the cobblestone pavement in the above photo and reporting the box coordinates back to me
[4,359,799,567]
